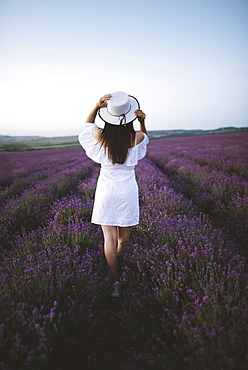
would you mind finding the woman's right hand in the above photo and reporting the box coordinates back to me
[96,94,111,109]
[135,109,146,123]
[135,109,147,135]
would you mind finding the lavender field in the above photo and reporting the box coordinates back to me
[0,133,248,369]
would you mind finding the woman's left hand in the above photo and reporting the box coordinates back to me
[97,94,111,109]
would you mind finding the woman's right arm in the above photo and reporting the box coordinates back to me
[135,109,147,135]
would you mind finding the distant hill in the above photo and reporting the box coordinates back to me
[148,126,248,139]
[0,135,79,151]
[0,135,46,142]
[0,126,247,151]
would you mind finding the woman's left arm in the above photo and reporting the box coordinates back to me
[86,94,111,123]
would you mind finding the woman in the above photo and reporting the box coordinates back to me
[78,91,149,298]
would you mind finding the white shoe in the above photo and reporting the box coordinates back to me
[111,281,121,298]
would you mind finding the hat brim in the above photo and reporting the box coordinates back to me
[98,95,140,125]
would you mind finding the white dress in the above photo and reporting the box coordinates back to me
[78,122,149,226]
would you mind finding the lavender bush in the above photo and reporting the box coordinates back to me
[0,148,93,250]
[147,132,248,252]
[0,135,247,369]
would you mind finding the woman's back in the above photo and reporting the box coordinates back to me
[78,122,149,167]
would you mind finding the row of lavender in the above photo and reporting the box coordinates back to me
[0,168,105,369]
[0,147,93,250]
[147,132,248,252]
[1,139,248,369]
[131,158,247,369]
[0,147,102,369]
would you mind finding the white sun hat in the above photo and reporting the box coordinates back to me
[98,91,140,125]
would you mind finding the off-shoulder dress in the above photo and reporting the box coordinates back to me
[78,122,149,227]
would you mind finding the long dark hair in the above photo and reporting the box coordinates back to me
[99,122,136,164]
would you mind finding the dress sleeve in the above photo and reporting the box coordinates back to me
[123,133,149,166]
[78,122,104,164]
[137,133,149,160]
[78,122,96,148]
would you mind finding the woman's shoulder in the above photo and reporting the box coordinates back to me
[135,131,144,145]
[91,126,101,141]
[135,131,148,145]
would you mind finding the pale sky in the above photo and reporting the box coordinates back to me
[0,0,247,137]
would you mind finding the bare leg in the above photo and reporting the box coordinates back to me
[101,225,118,280]
[117,226,132,254]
